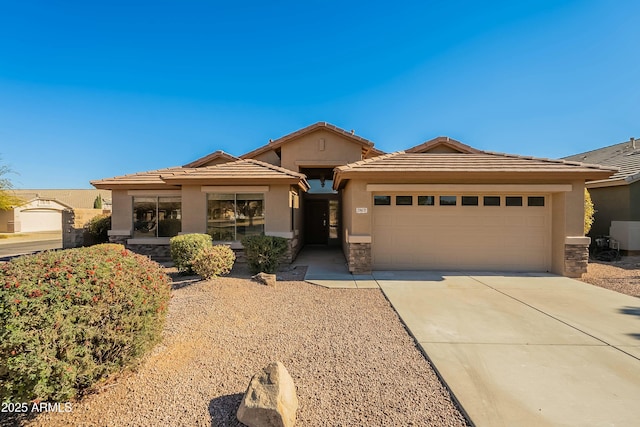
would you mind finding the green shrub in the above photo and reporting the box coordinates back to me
[241,235,288,274]
[84,214,111,245]
[169,233,212,274]
[0,244,171,402]
[192,245,236,280]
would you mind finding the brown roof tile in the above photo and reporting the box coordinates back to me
[334,151,617,186]
[91,167,185,188]
[162,159,308,183]
[182,150,240,168]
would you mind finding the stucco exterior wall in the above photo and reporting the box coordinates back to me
[252,150,281,166]
[181,185,206,233]
[110,190,132,234]
[264,185,292,234]
[0,210,15,232]
[588,185,630,238]
[280,130,363,172]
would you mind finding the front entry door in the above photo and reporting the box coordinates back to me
[305,200,329,244]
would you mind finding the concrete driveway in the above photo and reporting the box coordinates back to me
[374,271,640,427]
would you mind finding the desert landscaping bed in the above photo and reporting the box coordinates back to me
[580,256,640,298]
[15,266,469,427]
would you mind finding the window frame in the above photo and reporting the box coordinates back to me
[206,193,265,241]
[132,195,182,238]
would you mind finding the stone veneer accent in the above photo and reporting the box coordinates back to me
[347,242,372,274]
[62,208,110,249]
[564,243,589,277]
[107,236,299,266]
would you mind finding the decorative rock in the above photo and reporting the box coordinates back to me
[252,272,276,287]
[237,361,298,427]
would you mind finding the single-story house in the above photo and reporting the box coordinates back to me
[91,122,615,277]
[0,189,111,233]
[564,137,640,253]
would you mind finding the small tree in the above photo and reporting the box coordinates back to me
[0,161,23,211]
[585,188,595,235]
[93,194,103,209]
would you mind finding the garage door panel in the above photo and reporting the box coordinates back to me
[373,196,551,271]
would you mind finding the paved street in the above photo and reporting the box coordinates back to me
[0,232,62,260]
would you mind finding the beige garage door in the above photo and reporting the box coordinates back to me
[19,210,62,232]
[372,194,551,271]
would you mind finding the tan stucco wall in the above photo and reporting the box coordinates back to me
[264,185,292,234]
[551,192,566,274]
[565,180,585,237]
[280,130,364,172]
[0,209,15,232]
[181,185,206,233]
[110,190,132,233]
[253,150,282,166]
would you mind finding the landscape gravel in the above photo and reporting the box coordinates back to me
[580,256,640,297]
[21,266,469,427]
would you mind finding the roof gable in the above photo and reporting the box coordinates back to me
[406,136,482,154]
[183,150,239,168]
[240,122,379,160]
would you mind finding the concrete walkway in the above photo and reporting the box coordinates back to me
[294,246,378,289]
[374,271,640,427]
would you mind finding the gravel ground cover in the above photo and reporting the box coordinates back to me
[580,256,640,297]
[13,265,469,427]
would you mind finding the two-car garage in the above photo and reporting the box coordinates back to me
[372,192,552,271]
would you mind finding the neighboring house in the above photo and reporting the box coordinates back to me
[0,189,111,233]
[564,137,639,252]
[92,122,614,277]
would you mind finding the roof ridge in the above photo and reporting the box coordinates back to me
[563,139,635,158]
[338,151,405,170]
[244,159,306,178]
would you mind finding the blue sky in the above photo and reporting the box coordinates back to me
[0,0,638,189]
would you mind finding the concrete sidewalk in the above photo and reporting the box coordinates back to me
[294,246,378,289]
[375,271,640,427]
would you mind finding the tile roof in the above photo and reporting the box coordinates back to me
[406,136,481,154]
[240,122,379,159]
[562,138,640,183]
[334,151,617,186]
[161,159,308,184]
[91,160,309,190]
[182,150,240,168]
[10,189,112,209]
[91,167,185,188]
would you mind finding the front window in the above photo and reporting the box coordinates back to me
[207,193,264,241]
[133,196,181,238]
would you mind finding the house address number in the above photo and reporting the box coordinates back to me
[355,207,368,214]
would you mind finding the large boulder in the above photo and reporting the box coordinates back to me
[237,361,298,427]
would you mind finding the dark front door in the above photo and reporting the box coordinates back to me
[305,200,329,244]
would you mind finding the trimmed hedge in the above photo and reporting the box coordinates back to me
[0,244,171,402]
[242,235,288,274]
[192,245,236,280]
[169,233,212,274]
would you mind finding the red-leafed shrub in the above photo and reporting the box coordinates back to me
[0,244,171,402]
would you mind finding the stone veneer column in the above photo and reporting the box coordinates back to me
[564,237,590,278]
[348,242,372,274]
